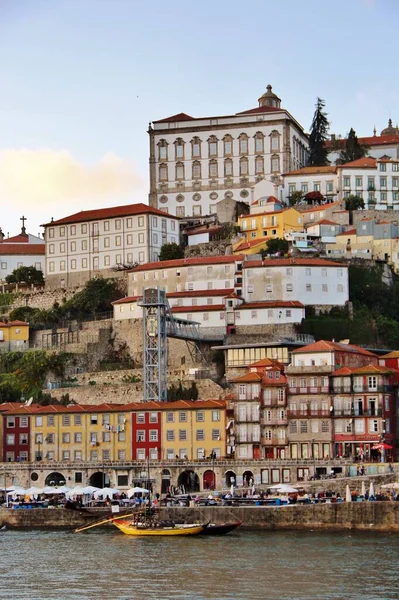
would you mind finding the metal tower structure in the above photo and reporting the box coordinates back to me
[139,288,168,402]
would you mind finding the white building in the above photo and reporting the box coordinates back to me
[148,85,309,219]
[42,203,180,289]
[0,224,45,280]
[327,120,399,163]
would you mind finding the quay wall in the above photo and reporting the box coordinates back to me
[2,503,399,532]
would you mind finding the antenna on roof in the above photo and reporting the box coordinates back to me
[25,397,33,406]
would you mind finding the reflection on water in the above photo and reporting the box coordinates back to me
[0,529,398,600]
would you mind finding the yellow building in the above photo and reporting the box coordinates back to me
[0,320,29,352]
[160,400,226,461]
[28,404,131,463]
[236,208,303,250]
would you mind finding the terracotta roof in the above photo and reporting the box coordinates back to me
[380,351,399,359]
[41,203,175,227]
[153,112,194,123]
[248,358,284,369]
[284,166,337,176]
[351,364,393,375]
[2,233,29,243]
[309,219,340,226]
[237,301,304,309]
[302,202,342,213]
[171,304,225,313]
[235,106,283,116]
[113,289,234,305]
[243,257,345,268]
[233,239,267,252]
[230,372,263,383]
[239,207,293,220]
[339,157,376,169]
[326,134,399,148]
[293,340,377,356]
[0,320,28,327]
[130,255,244,273]
[336,228,357,236]
[331,367,355,376]
[186,225,222,236]
[0,244,45,255]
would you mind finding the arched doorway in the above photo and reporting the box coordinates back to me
[177,470,200,493]
[225,470,236,488]
[45,472,66,486]
[161,469,171,494]
[203,470,215,490]
[89,471,110,488]
[243,470,254,487]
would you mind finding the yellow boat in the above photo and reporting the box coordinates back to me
[112,519,204,536]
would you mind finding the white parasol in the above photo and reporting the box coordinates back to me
[94,487,120,499]
[369,481,375,498]
[81,486,100,495]
[381,482,399,490]
[345,484,352,502]
[127,487,149,498]
[361,480,366,496]
[25,487,43,497]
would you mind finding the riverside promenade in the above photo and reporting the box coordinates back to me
[2,502,399,532]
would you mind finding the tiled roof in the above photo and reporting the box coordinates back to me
[248,358,284,369]
[0,244,45,255]
[331,367,355,376]
[0,320,28,327]
[153,112,194,123]
[336,229,357,236]
[186,225,222,236]
[233,239,267,252]
[339,157,376,169]
[2,233,29,243]
[293,340,377,356]
[243,257,345,268]
[236,106,283,115]
[351,364,393,375]
[41,203,175,227]
[326,134,399,149]
[230,372,263,383]
[113,289,234,305]
[380,351,399,359]
[171,304,225,313]
[284,166,337,176]
[237,301,304,309]
[302,201,342,214]
[309,219,340,226]
[130,255,244,273]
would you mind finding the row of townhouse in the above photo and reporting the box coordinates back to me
[113,255,349,332]
[0,400,226,464]
[229,341,398,463]
[283,157,399,210]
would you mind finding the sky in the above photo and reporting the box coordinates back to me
[0,0,398,236]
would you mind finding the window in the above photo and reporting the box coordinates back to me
[212,410,220,421]
[223,136,232,155]
[62,451,70,461]
[48,228,54,238]
[271,156,279,172]
[393,164,399,172]
[191,138,201,158]
[74,432,82,443]
[380,162,387,172]
[239,135,248,154]
[6,434,15,445]
[255,156,264,174]
[271,135,279,151]
[286,283,293,292]
[240,157,248,176]
[159,164,168,181]
[196,429,205,441]
[81,224,87,234]
[59,227,65,237]
[224,159,233,176]
[149,430,158,442]
[179,429,187,441]
[212,429,220,441]
[159,140,168,160]
[300,421,308,433]
[208,137,218,156]
[137,430,145,442]
[209,160,218,178]
[306,284,312,292]
[166,412,174,422]
[255,133,264,152]
[166,430,175,441]
[20,416,28,428]
[289,421,297,433]
[322,284,328,292]
[196,411,205,422]
[380,177,387,188]
[176,206,185,217]
[74,415,82,425]
[62,432,70,443]
[179,412,187,422]
[176,162,184,180]
[368,376,377,390]
[149,412,158,423]
[343,176,350,187]
[192,161,201,179]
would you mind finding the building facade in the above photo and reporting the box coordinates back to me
[149,85,309,218]
[42,204,180,289]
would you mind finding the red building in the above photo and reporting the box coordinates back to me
[131,402,162,461]
[2,406,32,462]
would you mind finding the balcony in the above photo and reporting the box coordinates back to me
[286,365,333,374]
[288,386,330,395]
[261,417,288,426]
[236,395,261,402]
[333,408,383,417]
[332,386,352,394]
[234,416,261,424]
[235,433,261,443]
[261,435,288,446]
[287,410,331,418]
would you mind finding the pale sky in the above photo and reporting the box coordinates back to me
[0,0,397,236]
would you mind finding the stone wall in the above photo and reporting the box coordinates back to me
[353,209,399,225]
[184,240,232,258]
[10,287,82,312]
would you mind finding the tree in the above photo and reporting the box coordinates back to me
[159,243,184,261]
[338,128,368,164]
[6,266,44,285]
[308,97,330,166]
[304,191,324,204]
[261,238,289,257]
[61,277,121,318]
[345,195,365,212]
[288,190,304,206]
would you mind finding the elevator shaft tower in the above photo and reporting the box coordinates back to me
[139,288,168,402]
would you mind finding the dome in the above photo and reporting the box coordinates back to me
[258,84,281,108]
[380,118,398,136]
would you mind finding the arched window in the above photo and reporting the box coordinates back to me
[174,138,185,160]
[159,163,168,181]
[175,162,185,180]
[192,160,201,179]
[223,134,233,156]
[239,133,249,155]
[254,132,264,153]
[255,156,264,174]
[209,159,218,178]
[158,139,168,160]
[208,135,219,157]
[191,137,201,158]
[224,158,233,177]
[271,154,280,173]
[240,157,248,176]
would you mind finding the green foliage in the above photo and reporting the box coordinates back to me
[62,277,120,318]
[338,128,368,164]
[121,373,141,383]
[9,306,37,322]
[88,380,96,386]
[6,266,44,285]
[167,381,199,401]
[345,195,365,212]
[261,238,289,257]
[288,190,304,206]
[308,97,330,166]
[159,243,184,262]
[0,293,14,307]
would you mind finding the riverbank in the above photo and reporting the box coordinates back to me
[2,502,399,532]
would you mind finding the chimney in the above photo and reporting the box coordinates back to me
[0,228,4,242]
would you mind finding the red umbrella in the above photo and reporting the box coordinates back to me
[371,443,392,450]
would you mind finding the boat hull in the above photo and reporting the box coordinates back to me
[200,521,242,535]
[112,521,204,536]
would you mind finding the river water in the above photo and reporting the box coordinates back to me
[0,529,398,600]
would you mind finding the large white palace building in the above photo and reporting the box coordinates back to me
[148,85,309,219]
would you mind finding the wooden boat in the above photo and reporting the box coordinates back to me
[112,519,205,536]
[200,521,242,535]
